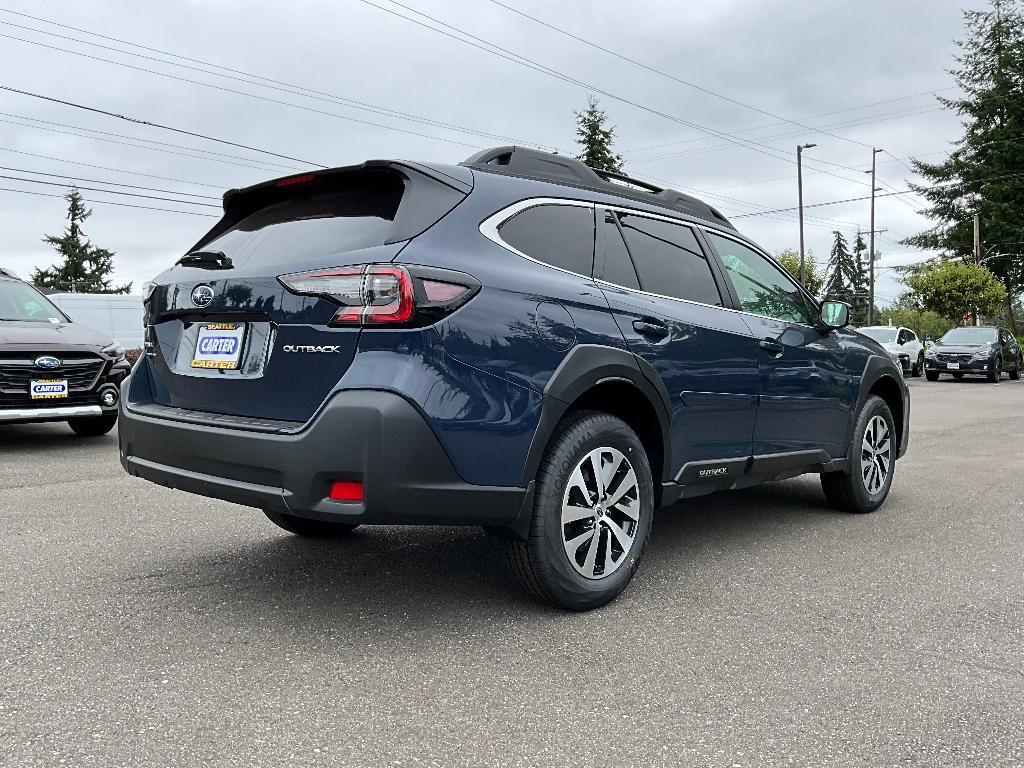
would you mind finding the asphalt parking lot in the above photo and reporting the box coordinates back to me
[2,378,1022,767]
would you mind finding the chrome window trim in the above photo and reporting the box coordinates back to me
[479,197,598,281]
[479,196,824,329]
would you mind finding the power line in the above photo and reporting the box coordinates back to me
[0,84,325,167]
[0,110,297,171]
[0,116,295,173]
[0,185,218,216]
[620,88,958,154]
[0,7,551,150]
[0,31,491,153]
[0,166,220,199]
[0,146,225,189]
[0,173,220,207]
[356,0,879,191]
[487,0,877,149]
[730,170,1024,219]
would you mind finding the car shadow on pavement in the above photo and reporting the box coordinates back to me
[127,476,843,630]
[0,423,115,454]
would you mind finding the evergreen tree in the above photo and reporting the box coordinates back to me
[824,231,857,304]
[851,231,870,323]
[900,0,1024,331]
[774,248,823,298]
[574,95,624,173]
[32,189,131,294]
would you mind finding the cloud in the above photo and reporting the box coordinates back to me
[0,0,976,300]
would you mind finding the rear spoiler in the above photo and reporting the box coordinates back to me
[185,160,474,256]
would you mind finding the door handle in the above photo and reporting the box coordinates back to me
[759,336,784,358]
[632,318,670,340]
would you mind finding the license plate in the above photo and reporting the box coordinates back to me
[191,323,246,369]
[946,362,960,370]
[30,379,68,399]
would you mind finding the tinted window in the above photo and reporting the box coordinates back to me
[0,281,65,323]
[498,204,595,276]
[616,212,721,305]
[897,329,910,344]
[598,209,640,290]
[708,233,812,325]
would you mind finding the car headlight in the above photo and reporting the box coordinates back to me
[972,346,993,359]
[101,342,126,361]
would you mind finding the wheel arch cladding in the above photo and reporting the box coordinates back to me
[522,344,672,500]
[857,355,907,459]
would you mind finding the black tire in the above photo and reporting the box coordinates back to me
[988,357,1001,383]
[1010,360,1021,381]
[505,410,654,611]
[820,395,896,514]
[263,509,360,538]
[952,372,963,380]
[912,352,924,377]
[925,371,939,382]
[67,414,117,437]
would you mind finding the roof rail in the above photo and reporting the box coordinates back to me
[460,146,735,230]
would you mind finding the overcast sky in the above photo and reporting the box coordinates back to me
[0,0,984,305]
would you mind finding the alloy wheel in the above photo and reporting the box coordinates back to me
[860,415,892,495]
[560,447,640,580]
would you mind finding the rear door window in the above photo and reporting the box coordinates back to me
[497,204,595,276]
[616,212,722,305]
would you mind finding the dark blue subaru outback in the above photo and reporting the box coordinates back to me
[119,147,909,610]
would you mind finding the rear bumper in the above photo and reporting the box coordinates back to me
[118,388,529,528]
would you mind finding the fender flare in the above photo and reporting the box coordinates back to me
[848,354,909,460]
[520,344,673,488]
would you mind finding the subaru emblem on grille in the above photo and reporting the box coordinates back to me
[191,284,215,308]
[34,355,61,369]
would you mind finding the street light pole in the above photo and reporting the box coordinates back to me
[868,148,883,325]
[797,143,816,286]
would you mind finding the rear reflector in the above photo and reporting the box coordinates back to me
[329,481,364,502]
[422,279,470,303]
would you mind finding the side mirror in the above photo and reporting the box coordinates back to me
[819,300,850,330]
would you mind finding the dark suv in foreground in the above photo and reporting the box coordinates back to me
[0,269,127,435]
[118,147,909,610]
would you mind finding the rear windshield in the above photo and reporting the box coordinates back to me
[859,327,898,343]
[939,327,998,344]
[193,168,465,269]
[0,281,66,323]
[203,177,403,267]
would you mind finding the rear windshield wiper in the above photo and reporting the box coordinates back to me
[176,250,233,270]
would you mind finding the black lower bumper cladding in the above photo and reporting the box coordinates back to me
[119,388,529,528]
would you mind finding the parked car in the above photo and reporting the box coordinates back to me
[48,292,145,350]
[118,147,910,610]
[924,326,1022,382]
[858,325,925,376]
[0,269,129,435]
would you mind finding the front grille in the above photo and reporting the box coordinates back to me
[935,353,972,363]
[0,352,106,395]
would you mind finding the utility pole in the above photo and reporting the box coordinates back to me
[867,148,883,325]
[973,213,981,326]
[797,143,816,286]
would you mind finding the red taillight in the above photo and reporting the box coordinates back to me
[329,481,363,502]
[280,265,415,325]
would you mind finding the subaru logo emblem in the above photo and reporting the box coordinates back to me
[34,355,61,370]
[191,284,215,308]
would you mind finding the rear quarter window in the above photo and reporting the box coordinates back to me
[497,204,595,276]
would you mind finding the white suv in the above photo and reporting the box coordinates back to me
[858,326,925,377]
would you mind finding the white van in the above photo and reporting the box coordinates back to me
[48,293,145,349]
